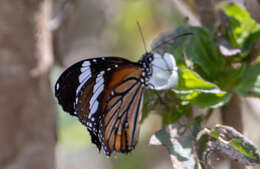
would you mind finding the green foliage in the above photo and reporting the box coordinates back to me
[145,2,260,168]
[184,27,226,80]
[183,92,231,108]
[222,3,260,47]
[152,122,260,169]
[176,68,222,93]
[142,90,158,122]
[235,63,260,97]
[242,30,260,55]
[161,103,191,127]
[146,3,260,121]
[197,125,260,166]
[192,116,203,137]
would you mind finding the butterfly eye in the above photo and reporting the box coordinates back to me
[146,53,154,63]
[148,55,153,63]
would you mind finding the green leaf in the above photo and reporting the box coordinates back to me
[235,63,260,97]
[196,129,210,168]
[192,116,203,138]
[182,92,231,108]
[184,27,226,80]
[218,63,247,90]
[152,26,226,83]
[205,125,260,165]
[222,3,260,47]
[150,121,197,169]
[175,68,224,94]
[242,30,260,55]
[161,104,191,127]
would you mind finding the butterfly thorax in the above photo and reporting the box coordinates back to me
[138,52,154,87]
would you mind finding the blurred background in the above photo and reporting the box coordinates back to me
[1,0,260,169]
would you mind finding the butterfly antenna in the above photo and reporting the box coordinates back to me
[174,32,193,40]
[153,32,193,52]
[157,32,193,73]
[136,21,148,53]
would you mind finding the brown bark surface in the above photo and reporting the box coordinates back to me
[221,95,245,169]
[0,1,56,169]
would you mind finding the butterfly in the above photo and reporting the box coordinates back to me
[54,52,178,157]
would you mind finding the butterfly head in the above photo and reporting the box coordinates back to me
[141,52,154,64]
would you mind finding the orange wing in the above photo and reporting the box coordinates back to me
[99,66,144,156]
[73,57,135,151]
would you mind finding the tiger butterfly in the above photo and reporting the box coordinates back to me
[54,52,178,157]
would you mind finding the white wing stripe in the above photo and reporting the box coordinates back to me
[79,68,91,83]
[89,100,99,118]
[76,74,91,94]
[93,77,104,92]
[80,66,90,73]
[76,62,93,95]
[89,82,104,109]
[82,61,91,67]
[88,71,105,117]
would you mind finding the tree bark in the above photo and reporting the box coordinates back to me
[0,1,56,169]
[221,95,244,169]
[221,95,243,132]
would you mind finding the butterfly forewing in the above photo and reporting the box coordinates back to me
[99,66,144,156]
[55,57,137,149]
[55,60,88,116]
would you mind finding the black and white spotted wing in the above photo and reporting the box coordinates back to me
[54,53,154,156]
